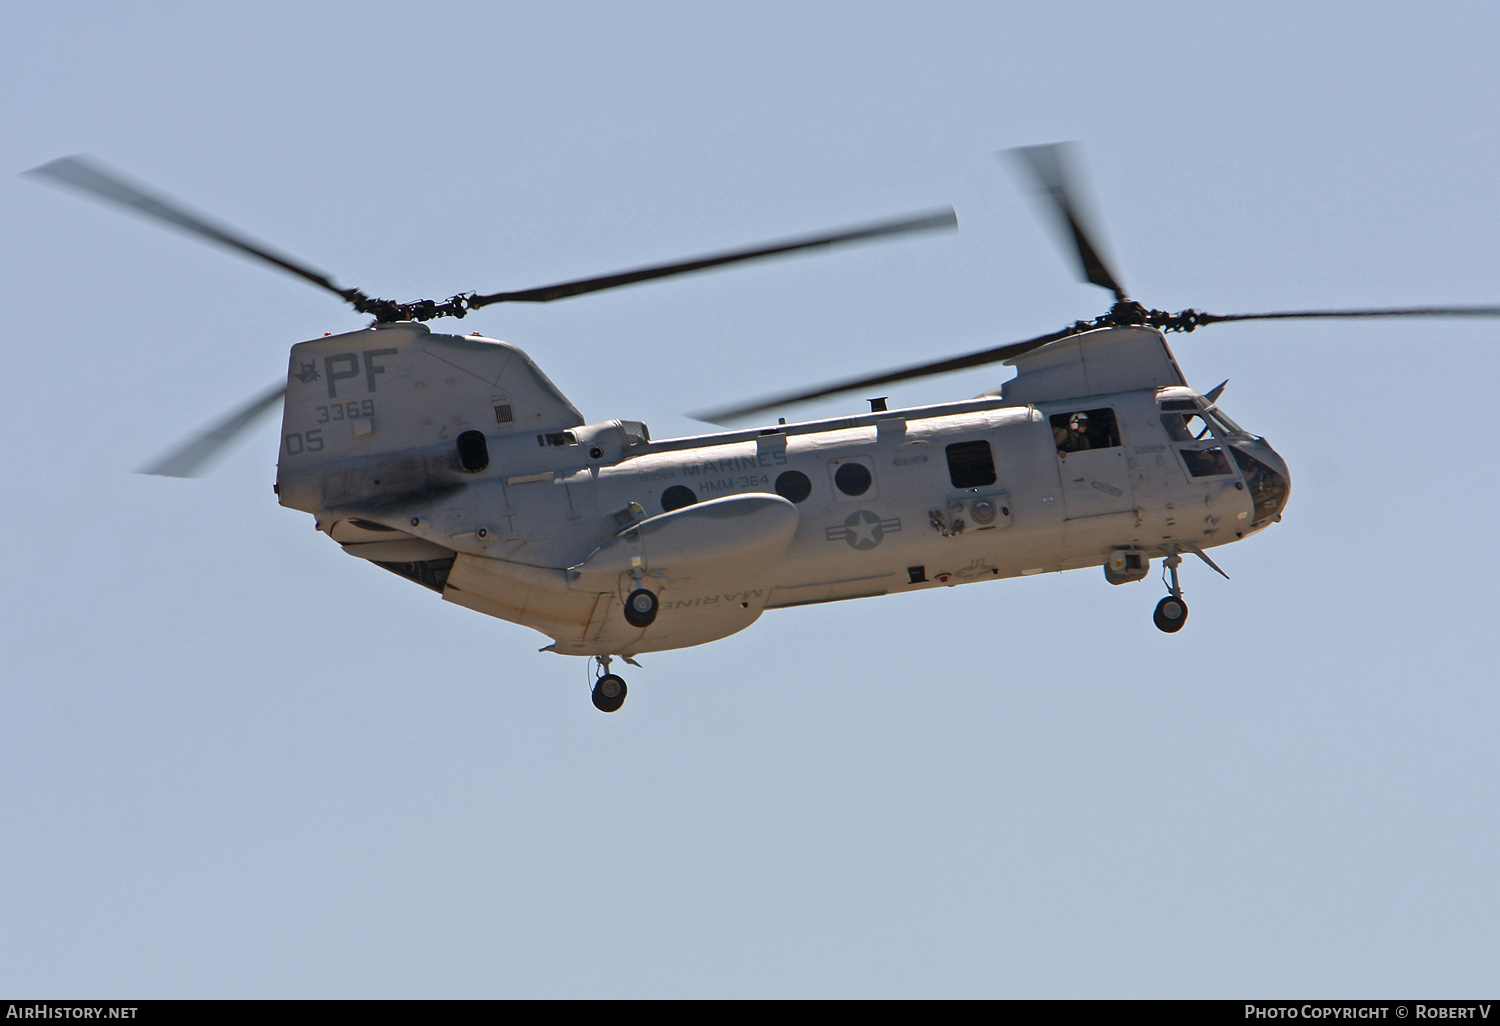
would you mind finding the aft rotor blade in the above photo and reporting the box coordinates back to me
[1010,143,1129,303]
[468,208,958,309]
[26,156,351,300]
[139,382,286,478]
[1191,305,1500,327]
[696,327,1071,423]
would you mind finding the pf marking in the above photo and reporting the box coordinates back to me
[323,348,398,398]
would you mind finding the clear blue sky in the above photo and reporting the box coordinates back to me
[3,1,1498,997]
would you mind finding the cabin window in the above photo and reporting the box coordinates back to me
[945,440,996,489]
[661,485,697,512]
[536,431,577,447]
[456,430,489,472]
[834,461,872,497]
[775,470,812,503]
[1050,408,1120,453]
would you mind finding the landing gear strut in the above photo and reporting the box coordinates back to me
[1153,547,1189,633]
[591,655,627,713]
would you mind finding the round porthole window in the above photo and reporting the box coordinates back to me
[661,485,697,512]
[834,461,872,497]
[775,470,812,504]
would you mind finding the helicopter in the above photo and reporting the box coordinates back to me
[27,146,1500,712]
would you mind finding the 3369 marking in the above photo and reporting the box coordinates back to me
[316,399,375,423]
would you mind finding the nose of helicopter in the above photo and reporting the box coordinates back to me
[1229,439,1291,529]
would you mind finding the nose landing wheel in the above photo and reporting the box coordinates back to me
[1153,547,1189,634]
[1153,595,1188,632]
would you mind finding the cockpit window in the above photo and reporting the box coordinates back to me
[1203,407,1247,437]
[1161,411,1214,442]
[1160,397,1249,441]
[1230,446,1290,526]
[1050,408,1120,453]
[1180,447,1235,478]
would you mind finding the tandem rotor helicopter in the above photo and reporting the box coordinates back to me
[28,146,1500,711]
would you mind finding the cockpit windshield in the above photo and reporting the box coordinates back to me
[1161,409,1213,442]
[1202,405,1247,437]
[1230,445,1291,527]
[1162,394,1289,527]
[1159,397,1250,442]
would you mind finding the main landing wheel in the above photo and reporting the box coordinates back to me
[592,673,627,713]
[1153,596,1189,633]
[624,588,659,628]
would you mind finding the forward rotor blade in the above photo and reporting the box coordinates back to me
[696,327,1071,423]
[139,382,286,478]
[26,156,351,300]
[1010,143,1129,302]
[1192,305,1500,327]
[468,208,958,309]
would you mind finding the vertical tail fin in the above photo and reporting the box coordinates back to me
[275,322,584,513]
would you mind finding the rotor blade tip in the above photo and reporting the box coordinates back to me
[687,408,735,426]
[135,460,206,479]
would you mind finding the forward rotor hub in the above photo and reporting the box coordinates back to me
[344,290,475,323]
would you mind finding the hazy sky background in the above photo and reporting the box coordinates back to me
[4,1,1498,998]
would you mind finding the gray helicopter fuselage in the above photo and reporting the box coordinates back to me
[275,322,1289,658]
